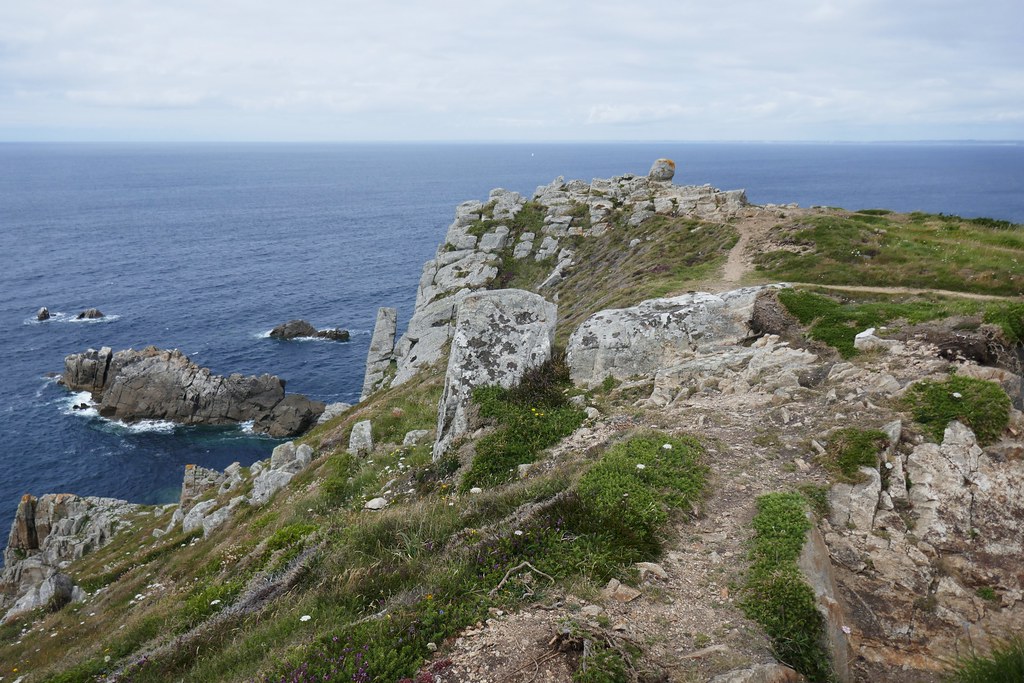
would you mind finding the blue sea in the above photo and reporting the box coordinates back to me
[1,141,1022,537]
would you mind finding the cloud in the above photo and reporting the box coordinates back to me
[0,0,1021,140]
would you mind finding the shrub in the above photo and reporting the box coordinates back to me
[903,375,1010,445]
[576,433,707,543]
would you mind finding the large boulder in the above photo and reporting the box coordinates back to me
[360,307,398,401]
[62,346,320,437]
[433,289,557,459]
[648,158,676,181]
[566,287,767,388]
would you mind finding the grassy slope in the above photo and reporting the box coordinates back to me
[4,203,1022,681]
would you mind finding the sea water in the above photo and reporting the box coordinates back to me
[1,141,1021,531]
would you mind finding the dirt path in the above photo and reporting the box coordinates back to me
[785,283,1021,301]
[431,387,850,682]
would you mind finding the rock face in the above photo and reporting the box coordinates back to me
[270,319,349,341]
[36,307,50,321]
[62,346,323,437]
[249,441,315,506]
[2,493,139,620]
[823,420,1024,675]
[360,307,398,401]
[76,308,104,319]
[566,286,769,389]
[433,289,557,459]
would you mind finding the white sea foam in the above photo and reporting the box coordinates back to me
[256,330,273,339]
[239,420,256,434]
[62,391,99,418]
[25,312,121,325]
[118,419,177,434]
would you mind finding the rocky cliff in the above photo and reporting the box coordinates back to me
[4,159,1023,682]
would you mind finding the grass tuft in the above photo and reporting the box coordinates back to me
[819,428,888,482]
[945,636,1024,683]
[903,375,1011,445]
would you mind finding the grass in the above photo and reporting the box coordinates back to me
[776,288,1001,357]
[741,493,834,682]
[462,351,586,490]
[754,212,1024,297]
[540,214,737,342]
[819,428,888,482]
[903,375,1011,445]
[945,636,1024,682]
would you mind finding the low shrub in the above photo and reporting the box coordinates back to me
[903,375,1010,445]
[820,428,888,482]
[742,493,834,682]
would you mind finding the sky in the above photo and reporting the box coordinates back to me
[1,0,1022,142]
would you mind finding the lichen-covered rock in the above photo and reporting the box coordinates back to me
[180,464,226,511]
[248,441,317,507]
[823,420,1024,674]
[433,289,557,459]
[349,420,373,456]
[360,307,398,401]
[648,158,676,181]
[567,287,768,389]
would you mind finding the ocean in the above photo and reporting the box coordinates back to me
[1,141,1022,535]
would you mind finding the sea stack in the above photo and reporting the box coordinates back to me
[36,307,50,321]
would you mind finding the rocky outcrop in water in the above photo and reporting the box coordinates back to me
[76,308,104,319]
[269,319,349,341]
[433,289,557,459]
[2,493,139,620]
[62,346,323,437]
[36,307,50,321]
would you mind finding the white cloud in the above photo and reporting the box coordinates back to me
[0,0,1021,140]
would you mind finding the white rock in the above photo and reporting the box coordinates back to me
[349,420,373,456]
[364,497,388,511]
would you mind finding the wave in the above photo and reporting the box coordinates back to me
[115,419,178,434]
[61,391,99,418]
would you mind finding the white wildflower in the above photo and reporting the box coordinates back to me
[210,599,221,606]
[662,443,672,450]
[636,463,646,470]
[841,625,852,634]
[952,392,963,399]
[300,614,312,622]
[514,530,523,536]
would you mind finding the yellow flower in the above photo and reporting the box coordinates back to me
[426,594,433,600]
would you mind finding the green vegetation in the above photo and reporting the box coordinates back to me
[463,351,586,489]
[576,433,707,544]
[797,483,830,519]
[776,288,1006,357]
[945,636,1024,683]
[903,375,1011,445]
[742,493,834,682]
[528,214,737,341]
[819,428,888,482]
[755,212,1024,297]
